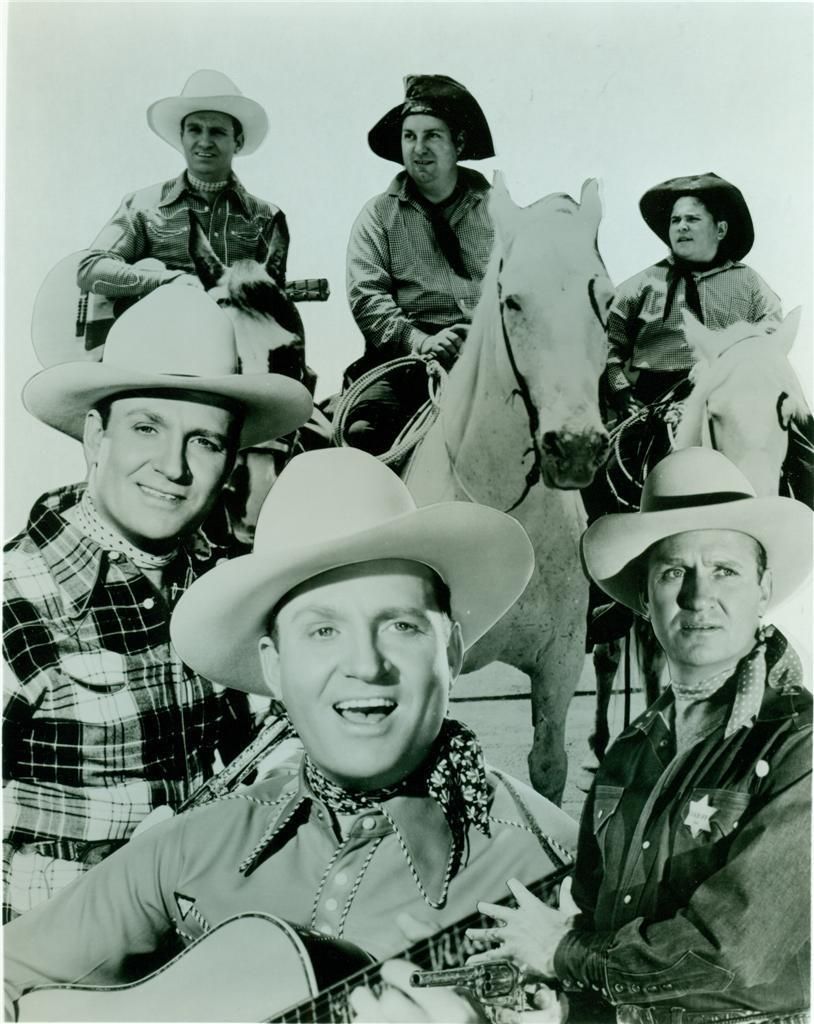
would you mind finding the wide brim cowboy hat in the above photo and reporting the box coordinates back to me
[170,447,534,694]
[148,70,269,156]
[368,74,495,164]
[639,172,755,261]
[582,447,812,613]
[23,286,312,450]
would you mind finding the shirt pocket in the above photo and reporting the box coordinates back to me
[677,787,750,846]
[593,785,625,864]
[144,209,190,245]
[228,213,265,244]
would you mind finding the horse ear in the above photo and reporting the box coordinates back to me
[681,309,722,364]
[489,171,521,250]
[187,211,225,289]
[770,307,802,357]
[264,217,290,286]
[578,179,603,236]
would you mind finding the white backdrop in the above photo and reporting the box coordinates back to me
[3,1,812,651]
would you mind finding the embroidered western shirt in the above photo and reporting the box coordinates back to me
[76,172,288,299]
[3,759,578,1019]
[346,168,493,360]
[553,631,811,1019]
[3,485,251,914]
[606,258,782,392]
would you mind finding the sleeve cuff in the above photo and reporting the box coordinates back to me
[409,329,431,355]
[606,366,631,393]
[554,927,615,995]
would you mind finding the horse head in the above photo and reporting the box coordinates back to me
[488,175,612,489]
[188,211,305,379]
[675,308,811,495]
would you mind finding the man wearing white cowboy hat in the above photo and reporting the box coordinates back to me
[465,447,811,1023]
[3,447,577,1020]
[345,74,496,453]
[2,286,312,921]
[605,172,782,421]
[76,70,288,304]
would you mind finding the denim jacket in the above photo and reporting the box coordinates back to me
[554,630,811,1020]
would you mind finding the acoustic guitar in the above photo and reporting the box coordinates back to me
[17,863,573,1022]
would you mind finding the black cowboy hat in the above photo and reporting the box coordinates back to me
[639,172,755,261]
[368,74,495,164]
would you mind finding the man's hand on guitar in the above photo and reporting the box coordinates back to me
[350,959,487,1023]
[466,878,572,978]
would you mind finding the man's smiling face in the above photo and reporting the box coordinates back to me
[84,394,237,553]
[260,560,462,791]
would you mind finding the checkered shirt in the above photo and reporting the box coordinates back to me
[606,257,782,391]
[346,168,493,358]
[76,172,288,298]
[3,484,248,860]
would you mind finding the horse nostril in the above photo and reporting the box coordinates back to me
[542,431,563,457]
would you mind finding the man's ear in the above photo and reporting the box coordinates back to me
[454,130,466,158]
[446,621,464,683]
[258,635,282,700]
[82,409,105,473]
[716,219,729,242]
[235,132,244,154]
[758,568,773,617]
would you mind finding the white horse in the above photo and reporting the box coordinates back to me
[405,176,613,802]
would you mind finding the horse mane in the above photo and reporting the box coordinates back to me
[674,324,811,449]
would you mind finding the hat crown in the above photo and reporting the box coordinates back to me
[180,69,244,100]
[102,287,240,380]
[640,448,757,513]
[254,449,418,557]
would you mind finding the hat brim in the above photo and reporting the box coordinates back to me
[23,362,312,450]
[639,176,755,261]
[368,104,496,164]
[582,497,813,613]
[147,95,269,156]
[170,502,534,694]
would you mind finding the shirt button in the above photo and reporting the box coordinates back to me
[623,894,632,904]
[659,739,669,748]
[597,809,604,818]
[642,840,651,850]
[142,597,156,610]
[361,817,376,831]
[214,232,220,237]
[316,922,333,935]
[325,898,338,911]
[202,205,210,212]
[108,551,121,561]
[334,873,348,886]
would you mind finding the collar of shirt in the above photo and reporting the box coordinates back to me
[663,254,740,281]
[239,759,455,905]
[24,483,201,620]
[388,167,490,207]
[158,171,252,217]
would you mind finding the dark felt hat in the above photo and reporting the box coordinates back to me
[368,74,495,164]
[639,172,755,261]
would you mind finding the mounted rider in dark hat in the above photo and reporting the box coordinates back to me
[345,75,496,453]
[605,172,782,421]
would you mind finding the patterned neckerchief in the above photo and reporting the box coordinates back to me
[187,171,229,193]
[66,491,180,570]
[303,716,491,839]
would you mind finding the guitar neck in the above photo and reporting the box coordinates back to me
[270,861,574,1023]
[285,278,329,303]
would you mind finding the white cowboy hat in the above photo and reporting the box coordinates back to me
[582,447,812,613]
[147,70,269,156]
[23,286,312,450]
[170,448,535,694]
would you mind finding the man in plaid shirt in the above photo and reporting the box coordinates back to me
[2,286,312,920]
[345,75,496,453]
[77,70,288,305]
[605,173,782,421]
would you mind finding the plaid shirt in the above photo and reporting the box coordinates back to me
[3,485,249,856]
[606,258,782,392]
[346,168,493,359]
[76,172,288,299]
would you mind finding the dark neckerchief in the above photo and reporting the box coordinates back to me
[407,177,471,280]
[664,252,728,323]
[303,716,491,839]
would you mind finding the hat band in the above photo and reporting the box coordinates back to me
[644,490,753,513]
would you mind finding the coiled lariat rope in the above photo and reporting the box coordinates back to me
[332,355,448,467]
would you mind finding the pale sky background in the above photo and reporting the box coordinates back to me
[3,1,813,651]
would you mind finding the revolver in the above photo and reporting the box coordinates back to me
[411,960,523,1018]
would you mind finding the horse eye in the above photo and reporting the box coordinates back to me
[216,297,232,308]
[504,295,522,313]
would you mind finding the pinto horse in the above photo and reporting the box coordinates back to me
[404,176,613,802]
[586,308,813,761]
